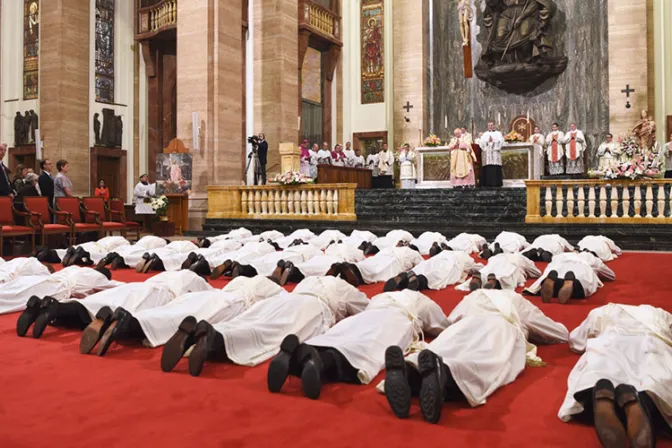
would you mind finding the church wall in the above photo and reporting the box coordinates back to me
[429,0,610,167]
[88,0,136,199]
[1,1,39,150]
[341,0,393,146]
[653,0,672,144]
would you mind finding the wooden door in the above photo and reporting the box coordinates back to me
[97,156,121,198]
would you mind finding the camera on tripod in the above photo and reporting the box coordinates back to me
[248,135,259,146]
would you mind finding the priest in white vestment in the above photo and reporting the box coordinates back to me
[333,246,424,287]
[386,250,483,292]
[317,147,332,165]
[277,243,366,285]
[350,148,366,168]
[0,257,52,284]
[525,252,615,303]
[545,124,565,176]
[230,243,323,280]
[577,235,622,262]
[343,144,356,166]
[382,290,568,423]
[268,290,448,399]
[365,229,415,253]
[528,126,546,179]
[479,121,505,187]
[559,303,672,447]
[448,128,476,188]
[162,238,244,275]
[410,231,449,256]
[523,234,574,262]
[133,174,157,215]
[445,233,487,254]
[378,145,394,177]
[481,231,529,259]
[367,152,379,177]
[308,144,319,178]
[135,240,201,273]
[456,252,540,291]
[184,276,370,376]
[204,240,278,280]
[398,144,417,189]
[562,123,587,175]
[597,133,621,171]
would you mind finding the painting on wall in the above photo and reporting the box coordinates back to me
[156,153,192,195]
[95,0,115,103]
[23,0,40,100]
[360,0,384,105]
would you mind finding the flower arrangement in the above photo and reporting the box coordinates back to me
[150,195,169,218]
[504,131,524,142]
[422,134,442,147]
[589,137,662,180]
[620,135,639,158]
[270,170,314,186]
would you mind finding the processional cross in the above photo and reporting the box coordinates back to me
[403,101,414,113]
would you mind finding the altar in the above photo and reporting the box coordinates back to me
[416,142,543,188]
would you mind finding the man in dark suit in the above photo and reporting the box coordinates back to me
[0,144,14,197]
[38,158,55,207]
[257,133,269,185]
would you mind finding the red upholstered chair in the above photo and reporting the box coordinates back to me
[55,197,103,245]
[109,198,141,241]
[0,196,35,257]
[23,197,72,248]
[82,197,126,237]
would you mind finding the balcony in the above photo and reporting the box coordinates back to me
[136,0,177,41]
[300,0,342,46]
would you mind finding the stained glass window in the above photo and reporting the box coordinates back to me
[95,0,115,103]
[23,0,39,100]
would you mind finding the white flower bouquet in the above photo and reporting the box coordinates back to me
[270,170,314,185]
[150,195,169,217]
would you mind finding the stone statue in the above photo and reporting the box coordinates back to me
[632,109,656,150]
[93,113,102,146]
[458,0,474,47]
[101,108,116,147]
[14,112,26,146]
[474,0,568,92]
[115,116,123,148]
[29,110,38,143]
[23,111,32,143]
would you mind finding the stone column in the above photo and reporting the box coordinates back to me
[177,0,245,229]
[254,0,299,175]
[40,0,90,195]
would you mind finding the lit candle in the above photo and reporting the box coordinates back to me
[298,116,301,130]
[498,113,501,126]
[444,115,448,129]
[526,110,530,122]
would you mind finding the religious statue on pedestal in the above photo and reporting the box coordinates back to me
[597,133,621,171]
[398,144,417,189]
[475,0,568,92]
[458,0,474,47]
[632,109,656,150]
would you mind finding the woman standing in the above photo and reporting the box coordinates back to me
[12,164,28,193]
[95,180,110,200]
[54,159,73,198]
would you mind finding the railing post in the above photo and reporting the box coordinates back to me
[645,184,654,218]
[622,186,630,218]
[577,185,585,218]
[657,184,665,219]
[610,185,618,218]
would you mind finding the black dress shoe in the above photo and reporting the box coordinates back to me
[480,247,493,260]
[267,334,301,393]
[111,256,129,270]
[469,273,483,291]
[32,296,60,338]
[540,250,553,263]
[97,252,118,268]
[17,296,43,337]
[384,345,412,419]
[189,320,224,377]
[418,349,446,424]
[325,263,343,278]
[161,316,199,373]
[522,249,539,261]
[280,262,304,286]
[76,250,94,267]
[62,247,76,267]
[592,379,628,448]
[189,256,212,277]
[296,344,323,400]
[384,272,408,292]
[210,260,233,280]
[615,383,654,448]
[96,307,133,356]
[493,243,504,256]
[147,254,165,272]
[428,242,442,258]
[136,253,152,273]
[80,306,115,354]
[181,252,199,270]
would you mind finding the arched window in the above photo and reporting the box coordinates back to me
[95,0,115,103]
[23,0,40,100]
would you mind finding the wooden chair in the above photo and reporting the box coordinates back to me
[23,197,72,248]
[0,196,35,257]
[55,197,103,245]
[109,198,141,241]
[82,197,126,237]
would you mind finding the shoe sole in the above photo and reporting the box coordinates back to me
[32,308,53,339]
[161,317,198,373]
[540,278,555,303]
[301,360,322,400]
[558,280,574,304]
[384,347,411,419]
[418,350,443,424]
[383,277,399,292]
[189,329,212,377]
[594,398,628,448]
[267,335,300,393]
[17,297,42,337]
[80,318,108,354]
[97,319,121,356]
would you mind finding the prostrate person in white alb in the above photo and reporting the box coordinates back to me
[274,242,365,286]
[268,290,448,399]
[410,231,449,256]
[523,234,574,262]
[445,233,487,254]
[219,243,323,281]
[179,276,370,377]
[0,257,53,284]
[558,303,672,448]
[384,250,482,292]
[524,252,616,303]
[480,231,529,259]
[134,240,201,273]
[207,240,279,279]
[52,236,131,266]
[95,235,169,270]
[457,252,541,291]
[383,289,568,424]
[576,235,622,262]
[359,229,415,255]
[328,245,424,287]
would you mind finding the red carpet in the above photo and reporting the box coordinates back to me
[0,253,671,447]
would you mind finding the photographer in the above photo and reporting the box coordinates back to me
[247,133,268,185]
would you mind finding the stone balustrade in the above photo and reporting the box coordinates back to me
[526,180,672,224]
[137,0,177,37]
[207,184,357,221]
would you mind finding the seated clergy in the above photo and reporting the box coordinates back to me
[383,289,568,424]
[170,276,369,377]
[524,252,616,303]
[268,290,448,399]
[559,303,672,448]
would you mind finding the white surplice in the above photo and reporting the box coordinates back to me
[69,270,211,319]
[411,232,448,255]
[405,290,568,407]
[479,131,505,166]
[207,241,277,269]
[457,252,541,291]
[135,276,286,347]
[446,233,487,254]
[134,182,156,215]
[293,243,365,278]
[0,257,51,284]
[275,229,317,249]
[56,236,131,264]
[529,234,574,255]
[577,235,622,262]
[372,230,415,251]
[249,244,322,276]
[412,251,482,290]
[215,276,369,366]
[356,247,424,284]
[307,290,448,384]
[310,230,348,250]
[525,252,615,297]
[0,266,123,315]
[558,303,672,431]
[488,231,530,253]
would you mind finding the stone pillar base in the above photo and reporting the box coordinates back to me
[278,142,301,174]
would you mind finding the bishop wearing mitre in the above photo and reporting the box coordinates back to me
[545,123,565,176]
[448,128,476,188]
[597,133,621,171]
[562,123,586,175]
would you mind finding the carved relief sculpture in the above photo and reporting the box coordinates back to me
[14,112,26,146]
[632,109,656,150]
[29,110,38,143]
[93,113,102,146]
[474,0,568,93]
